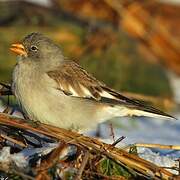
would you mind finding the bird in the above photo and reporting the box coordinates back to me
[10,32,175,132]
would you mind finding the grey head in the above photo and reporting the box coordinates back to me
[23,32,62,58]
[11,32,65,70]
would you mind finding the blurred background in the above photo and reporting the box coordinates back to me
[0,0,180,144]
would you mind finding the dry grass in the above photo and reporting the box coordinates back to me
[0,112,177,179]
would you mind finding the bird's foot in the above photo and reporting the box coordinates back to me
[27,120,41,128]
[21,113,41,128]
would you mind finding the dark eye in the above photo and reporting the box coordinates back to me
[31,45,38,51]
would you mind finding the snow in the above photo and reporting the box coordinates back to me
[0,143,58,170]
[0,147,11,164]
[98,116,180,145]
[91,114,180,174]
[138,147,178,174]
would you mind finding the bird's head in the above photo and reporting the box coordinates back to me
[10,32,63,66]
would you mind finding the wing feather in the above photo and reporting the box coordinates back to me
[47,60,175,119]
[47,61,106,100]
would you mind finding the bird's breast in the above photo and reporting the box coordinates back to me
[12,61,66,122]
[12,61,44,117]
[12,61,38,95]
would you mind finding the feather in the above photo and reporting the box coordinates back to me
[47,60,176,120]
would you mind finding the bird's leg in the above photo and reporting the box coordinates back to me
[109,123,115,142]
[31,120,42,128]
[27,119,41,128]
[22,111,29,120]
[2,94,14,114]
[21,111,41,128]
[2,94,9,114]
[95,124,101,138]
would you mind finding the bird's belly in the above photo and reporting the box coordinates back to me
[13,74,102,131]
[13,79,69,128]
[16,87,103,130]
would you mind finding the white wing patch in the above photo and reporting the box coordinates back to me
[100,91,117,99]
[68,86,79,96]
[60,83,118,100]
[79,84,92,98]
[78,86,118,99]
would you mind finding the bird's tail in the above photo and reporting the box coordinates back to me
[99,86,176,120]
[111,101,177,120]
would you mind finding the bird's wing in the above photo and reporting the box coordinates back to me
[47,61,109,100]
[47,61,175,119]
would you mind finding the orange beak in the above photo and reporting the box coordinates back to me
[10,43,27,56]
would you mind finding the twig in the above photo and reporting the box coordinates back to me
[36,142,66,173]
[35,143,67,180]
[135,143,180,150]
[0,83,12,96]
[160,166,179,172]
[12,169,35,180]
[0,113,175,180]
[0,166,35,180]
[0,133,27,147]
[75,151,90,180]
[0,90,12,96]
[2,107,13,114]
[35,171,51,180]
[111,136,126,147]
[0,83,11,90]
